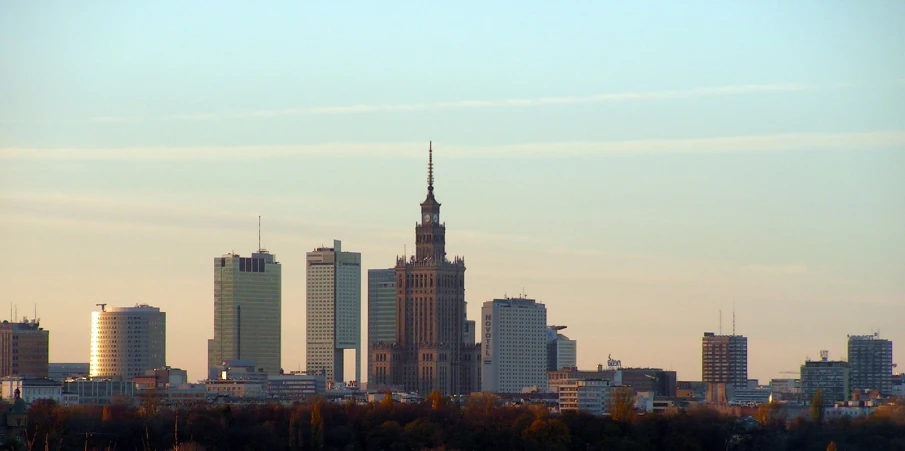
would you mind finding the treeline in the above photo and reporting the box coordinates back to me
[19,394,905,451]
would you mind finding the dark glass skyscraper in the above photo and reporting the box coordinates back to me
[848,333,893,396]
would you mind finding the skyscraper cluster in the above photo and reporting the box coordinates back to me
[7,143,895,408]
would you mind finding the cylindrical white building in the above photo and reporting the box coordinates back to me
[90,304,166,380]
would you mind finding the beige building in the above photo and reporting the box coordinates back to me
[90,305,166,381]
[0,320,49,378]
[370,144,481,396]
[205,379,263,398]
[558,379,611,415]
[208,250,282,377]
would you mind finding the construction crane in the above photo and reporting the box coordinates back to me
[95,303,107,312]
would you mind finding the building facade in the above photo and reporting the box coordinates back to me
[801,358,850,405]
[616,368,677,397]
[0,377,62,404]
[847,333,893,396]
[481,297,548,393]
[0,320,49,378]
[267,373,326,400]
[546,326,577,371]
[558,379,611,415]
[370,144,480,396]
[208,250,282,377]
[90,305,166,381]
[307,240,361,384]
[702,333,748,387]
[48,363,89,381]
[367,268,396,383]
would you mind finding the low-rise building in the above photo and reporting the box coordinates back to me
[211,360,268,385]
[62,379,135,405]
[729,386,772,405]
[558,379,611,415]
[133,367,188,390]
[824,399,880,419]
[801,357,850,405]
[616,368,677,397]
[205,379,263,399]
[48,363,89,381]
[0,391,28,444]
[635,392,680,414]
[0,377,62,404]
[548,366,614,393]
[769,378,800,401]
[267,373,326,401]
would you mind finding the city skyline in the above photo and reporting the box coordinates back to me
[1,2,903,385]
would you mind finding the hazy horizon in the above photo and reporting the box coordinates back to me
[1,2,903,385]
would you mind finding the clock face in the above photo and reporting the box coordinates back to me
[433,214,439,222]
[424,214,430,222]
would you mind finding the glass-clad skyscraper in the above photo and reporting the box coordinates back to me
[208,251,281,377]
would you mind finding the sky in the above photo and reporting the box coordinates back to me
[1,2,904,385]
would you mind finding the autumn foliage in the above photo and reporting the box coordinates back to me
[19,396,905,451]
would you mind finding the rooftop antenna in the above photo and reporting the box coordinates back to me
[258,215,261,251]
[732,302,736,336]
[719,309,722,335]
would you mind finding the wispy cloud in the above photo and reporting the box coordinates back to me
[88,83,827,123]
[2,131,902,161]
[745,264,811,275]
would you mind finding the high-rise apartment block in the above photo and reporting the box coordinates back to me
[367,268,395,383]
[547,325,577,371]
[0,320,49,378]
[90,304,166,381]
[481,297,548,393]
[702,332,748,387]
[306,240,361,384]
[208,250,282,377]
[370,144,481,395]
[801,354,850,405]
[848,333,893,396]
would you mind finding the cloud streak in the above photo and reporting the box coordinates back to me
[88,83,826,123]
[2,131,903,161]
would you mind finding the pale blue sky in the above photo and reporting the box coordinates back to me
[1,2,904,384]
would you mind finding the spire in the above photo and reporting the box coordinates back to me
[427,141,434,192]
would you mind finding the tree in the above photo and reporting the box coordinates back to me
[755,402,785,426]
[288,406,304,451]
[811,388,824,423]
[826,440,837,451]
[427,390,445,411]
[310,400,325,450]
[379,389,394,408]
[607,387,636,422]
[521,418,570,451]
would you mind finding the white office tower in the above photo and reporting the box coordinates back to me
[306,240,362,384]
[481,297,547,393]
[90,304,166,381]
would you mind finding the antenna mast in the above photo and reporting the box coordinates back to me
[428,141,434,190]
[258,215,262,252]
[719,309,722,335]
[732,303,736,336]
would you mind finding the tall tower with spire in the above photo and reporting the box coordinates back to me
[369,142,480,396]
